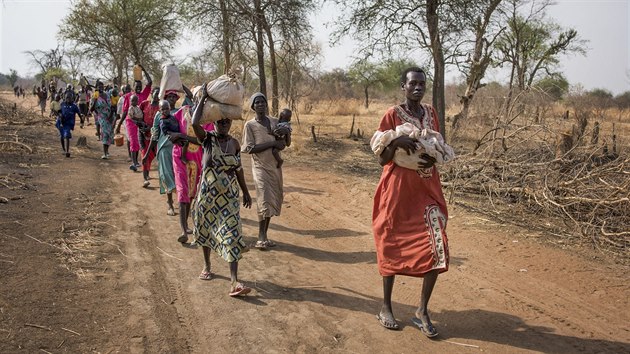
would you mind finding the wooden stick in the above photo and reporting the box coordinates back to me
[57,339,66,348]
[23,233,62,250]
[443,340,480,348]
[24,323,51,331]
[61,327,81,336]
[0,141,33,153]
[156,247,183,261]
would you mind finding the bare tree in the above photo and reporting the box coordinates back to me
[451,0,504,131]
[495,0,586,112]
[331,0,470,139]
[24,46,65,77]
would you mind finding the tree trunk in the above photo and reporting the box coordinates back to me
[364,86,369,109]
[452,0,501,133]
[253,0,267,97]
[219,0,231,74]
[426,0,446,140]
[262,14,279,116]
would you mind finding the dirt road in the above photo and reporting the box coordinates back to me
[1,92,628,353]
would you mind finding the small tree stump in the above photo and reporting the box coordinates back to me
[310,125,317,143]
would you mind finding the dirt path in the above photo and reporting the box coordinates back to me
[1,92,629,353]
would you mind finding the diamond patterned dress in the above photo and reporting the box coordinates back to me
[192,132,247,262]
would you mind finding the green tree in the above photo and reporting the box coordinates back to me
[7,69,19,88]
[496,1,586,92]
[182,0,316,116]
[534,74,569,101]
[614,91,630,109]
[347,60,384,108]
[332,0,506,139]
[59,0,181,83]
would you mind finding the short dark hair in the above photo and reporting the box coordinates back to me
[400,67,426,84]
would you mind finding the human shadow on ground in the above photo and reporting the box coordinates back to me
[434,308,630,353]
[241,217,367,239]
[273,240,375,264]
[283,185,325,196]
[252,282,630,353]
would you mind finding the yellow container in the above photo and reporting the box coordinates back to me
[93,91,99,99]
[133,65,143,81]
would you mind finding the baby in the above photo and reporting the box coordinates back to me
[128,94,144,126]
[50,93,62,118]
[371,122,455,172]
[272,108,292,168]
[159,100,188,164]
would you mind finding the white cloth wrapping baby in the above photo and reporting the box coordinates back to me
[370,122,455,171]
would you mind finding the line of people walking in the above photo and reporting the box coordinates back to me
[43,64,450,339]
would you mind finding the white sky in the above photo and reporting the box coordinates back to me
[1,0,629,94]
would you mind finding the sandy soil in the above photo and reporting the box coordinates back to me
[0,92,628,353]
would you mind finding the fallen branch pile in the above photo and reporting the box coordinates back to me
[443,123,629,261]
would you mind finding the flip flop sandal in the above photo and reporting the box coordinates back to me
[229,283,251,297]
[167,208,176,216]
[253,241,267,250]
[376,313,400,330]
[177,234,188,243]
[198,271,212,280]
[411,317,438,338]
[263,240,276,247]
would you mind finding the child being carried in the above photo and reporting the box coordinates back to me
[159,100,188,164]
[271,108,292,168]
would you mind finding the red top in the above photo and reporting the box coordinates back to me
[123,84,152,119]
[372,104,449,277]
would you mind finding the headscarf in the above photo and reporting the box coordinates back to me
[163,89,180,99]
[249,92,267,111]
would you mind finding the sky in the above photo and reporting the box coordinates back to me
[1,0,629,94]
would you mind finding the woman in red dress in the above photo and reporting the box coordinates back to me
[371,67,449,338]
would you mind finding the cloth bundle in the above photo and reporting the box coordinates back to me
[371,122,455,171]
[194,75,244,123]
[159,64,183,100]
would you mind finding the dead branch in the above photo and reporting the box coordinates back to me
[0,141,33,153]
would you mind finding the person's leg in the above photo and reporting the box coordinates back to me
[377,275,399,329]
[415,270,439,328]
[102,144,109,158]
[60,137,65,152]
[166,192,175,216]
[262,217,276,246]
[229,261,251,296]
[131,151,139,168]
[272,148,283,168]
[64,137,70,156]
[229,261,238,284]
[258,219,266,241]
[180,144,188,164]
[198,246,212,279]
[184,202,192,234]
[178,202,189,242]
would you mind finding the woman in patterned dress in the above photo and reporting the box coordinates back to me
[89,80,113,159]
[370,67,449,338]
[191,86,253,297]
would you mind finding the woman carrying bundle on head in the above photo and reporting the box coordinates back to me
[191,85,253,297]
